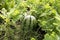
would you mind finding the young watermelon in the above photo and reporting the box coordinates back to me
[22,15,37,31]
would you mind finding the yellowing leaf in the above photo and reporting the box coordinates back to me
[52,9,57,14]
[50,0,55,3]
[44,3,51,9]
[13,10,20,16]
[5,18,10,23]
[55,16,60,21]
[31,37,36,40]
[41,21,47,25]
[0,14,5,19]
[20,1,27,7]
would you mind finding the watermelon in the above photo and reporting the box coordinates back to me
[22,15,37,31]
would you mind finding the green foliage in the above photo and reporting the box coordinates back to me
[43,32,60,40]
[0,0,60,40]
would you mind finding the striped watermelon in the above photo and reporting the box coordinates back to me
[22,15,37,31]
